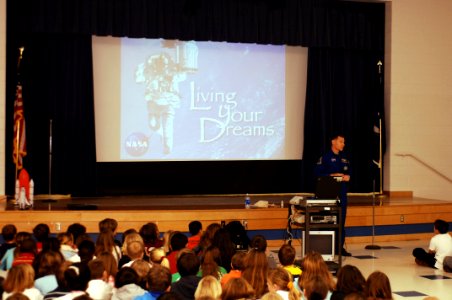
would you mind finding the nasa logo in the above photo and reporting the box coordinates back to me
[125,132,149,157]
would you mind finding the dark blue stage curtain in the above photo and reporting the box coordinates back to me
[5,0,385,196]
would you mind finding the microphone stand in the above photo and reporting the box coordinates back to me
[365,180,381,250]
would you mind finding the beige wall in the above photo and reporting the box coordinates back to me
[385,0,452,200]
[0,0,6,195]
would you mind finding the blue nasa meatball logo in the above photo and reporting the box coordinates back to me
[125,132,149,157]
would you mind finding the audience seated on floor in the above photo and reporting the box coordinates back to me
[121,241,146,268]
[197,223,221,256]
[139,223,164,256]
[193,275,222,300]
[96,251,118,286]
[187,221,202,251]
[78,240,96,266]
[0,224,17,262]
[170,251,201,300]
[66,223,87,247]
[241,238,269,298]
[33,250,63,295]
[32,224,50,253]
[197,246,227,280]
[86,259,113,300]
[249,235,277,269]
[112,266,146,300]
[167,232,188,275]
[1,232,33,270]
[302,275,329,300]
[131,259,152,290]
[211,228,236,273]
[221,277,255,300]
[220,251,246,288]
[2,264,43,300]
[118,232,146,268]
[162,230,175,256]
[331,265,366,300]
[261,291,284,300]
[149,248,170,270]
[365,271,393,300]
[412,219,452,271]
[298,252,335,300]
[98,219,118,237]
[278,244,302,278]
[170,248,193,283]
[267,267,301,300]
[57,232,80,263]
[95,232,122,265]
[12,237,37,267]
[0,220,403,300]
[343,292,366,300]
[135,264,171,300]
[443,255,452,272]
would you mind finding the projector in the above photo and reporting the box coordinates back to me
[310,215,337,224]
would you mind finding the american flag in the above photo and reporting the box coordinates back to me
[13,84,26,169]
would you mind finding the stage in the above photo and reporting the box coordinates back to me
[1,193,451,245]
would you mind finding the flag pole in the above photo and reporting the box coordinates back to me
[378,117,385,206]
[14,120,21,179]
[15,47,25,180]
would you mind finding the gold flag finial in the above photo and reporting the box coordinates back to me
[17,47,25,70]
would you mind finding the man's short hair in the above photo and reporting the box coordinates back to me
[278,244,296,266]
[330,132,345,141]
[434,219,449,234]
[188,221,202,236]
[177,251,200,277]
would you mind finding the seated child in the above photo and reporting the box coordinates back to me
[278,244,302,278]
[171,251,201,300]
[220,251,246,288]
[86,259,114,300]
[57,232,80,262]
[412,219,452,270]
[135,265,172,300]
[187,221,202,250]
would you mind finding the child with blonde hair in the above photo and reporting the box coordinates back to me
[194,275,222,300]
[149,247,170,269]
[267,267,301,300]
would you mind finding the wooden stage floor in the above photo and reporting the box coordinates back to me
[1,194,451,245]
[5,193,448,211]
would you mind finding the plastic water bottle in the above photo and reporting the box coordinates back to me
[245,193,251,209]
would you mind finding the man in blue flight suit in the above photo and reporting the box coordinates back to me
[315,133,352,256]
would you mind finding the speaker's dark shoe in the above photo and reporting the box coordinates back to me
[341,248,352,256]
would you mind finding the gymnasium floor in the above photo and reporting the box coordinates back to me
[279,239,452,300]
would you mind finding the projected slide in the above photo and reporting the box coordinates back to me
[120,39,285,160]
[93,37,306,162]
